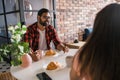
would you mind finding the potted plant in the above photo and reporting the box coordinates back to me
[0,23,32,67]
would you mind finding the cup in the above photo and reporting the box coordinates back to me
[65,56,73,67]
[29,50,44,61]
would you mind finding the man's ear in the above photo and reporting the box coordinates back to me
[37,16,40,21]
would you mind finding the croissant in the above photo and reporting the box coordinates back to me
[45,49,56,56]
[46,62,59,70]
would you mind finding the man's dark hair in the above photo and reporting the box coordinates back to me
[37,8,50,16]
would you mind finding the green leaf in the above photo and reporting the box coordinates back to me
[18,45,24,53]
[22,25,27,30]
[11,55,22,66]
[17,22,21,27]
[0,57,4,62]
[0,22,30,66]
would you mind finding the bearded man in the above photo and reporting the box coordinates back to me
[22,8,68,54]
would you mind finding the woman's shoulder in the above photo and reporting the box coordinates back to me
[72,51,80,73]
[72,49,91,80]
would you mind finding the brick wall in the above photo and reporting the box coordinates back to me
[56,0,115,43]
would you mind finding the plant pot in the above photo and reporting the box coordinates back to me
[21,54,32,68]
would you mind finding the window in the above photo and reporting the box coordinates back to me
[23,0,56,27]
[0,0,20,45]
[0,0,56,45]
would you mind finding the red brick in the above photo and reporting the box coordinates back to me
[56,0,114,42]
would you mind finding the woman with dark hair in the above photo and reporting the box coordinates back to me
[70,3,120,80]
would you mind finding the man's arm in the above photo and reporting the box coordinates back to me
[57,43,69,53]
[22,27,33,49]
[50,26,69,52]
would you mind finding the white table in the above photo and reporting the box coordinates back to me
[10,49,78,80]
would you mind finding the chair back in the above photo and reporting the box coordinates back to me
[0,72,17,80]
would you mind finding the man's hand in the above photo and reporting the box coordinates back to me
[29,49,43,61]
[57,44,69,53]
[63,46,69,53]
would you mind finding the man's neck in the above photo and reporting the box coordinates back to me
[37,23,45,31]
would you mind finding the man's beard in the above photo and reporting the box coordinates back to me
[39,20,48,26]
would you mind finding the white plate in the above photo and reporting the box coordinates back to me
[43,51,63,58]
[44,53,59,57]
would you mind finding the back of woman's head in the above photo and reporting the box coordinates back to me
[79,3,120,80]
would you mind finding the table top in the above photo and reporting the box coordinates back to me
[65,41,85,49]
[10,49,78,80]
